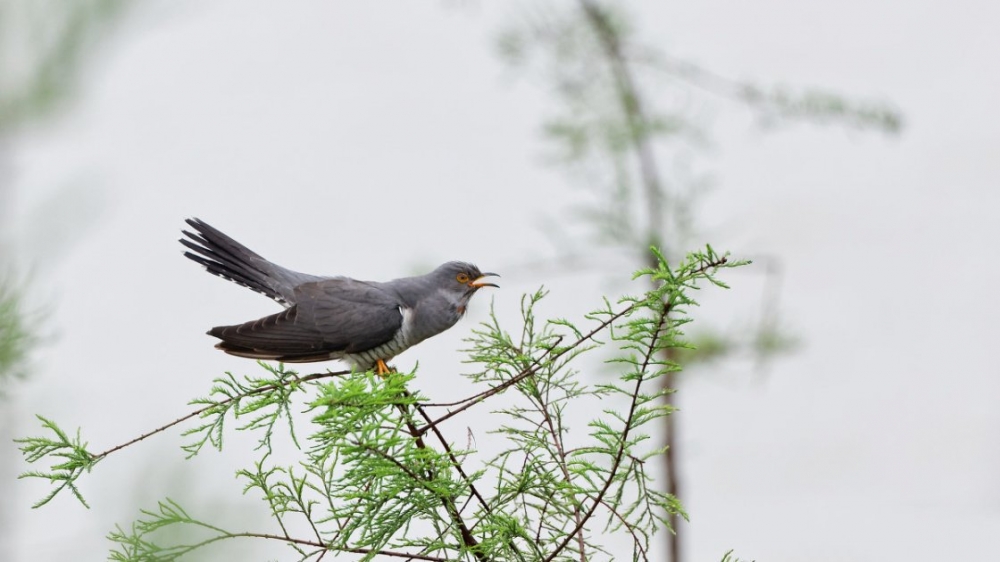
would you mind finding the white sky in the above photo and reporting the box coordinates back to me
[5,1,1000,561]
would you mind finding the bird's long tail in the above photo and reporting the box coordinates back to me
[180,218,291,304]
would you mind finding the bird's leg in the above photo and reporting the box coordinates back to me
[376,359,391,377]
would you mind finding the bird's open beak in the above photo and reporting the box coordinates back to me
[470,272,500,289]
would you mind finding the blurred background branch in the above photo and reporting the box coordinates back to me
[0,0,131,133]
[497,1,900,559]
[0,1,133,559]
[0,281,36,391]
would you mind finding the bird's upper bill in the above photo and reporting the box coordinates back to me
[469,272,500,289]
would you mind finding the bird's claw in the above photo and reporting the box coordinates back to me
[375,359,394,378]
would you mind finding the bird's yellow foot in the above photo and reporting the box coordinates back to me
[375,359,392,377]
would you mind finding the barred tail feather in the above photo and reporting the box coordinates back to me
[181,218,290,304]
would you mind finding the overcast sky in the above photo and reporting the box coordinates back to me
[6,1,1000,561]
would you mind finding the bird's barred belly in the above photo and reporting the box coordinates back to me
[341,307,415,370]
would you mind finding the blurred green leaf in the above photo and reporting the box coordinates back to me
[0,281,37,391]
[0,0,133,130]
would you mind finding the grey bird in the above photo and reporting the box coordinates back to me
[180,218,498,374]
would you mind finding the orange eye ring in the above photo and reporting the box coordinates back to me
[456,273,470,284]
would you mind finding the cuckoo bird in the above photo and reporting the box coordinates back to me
[180,218,498,374]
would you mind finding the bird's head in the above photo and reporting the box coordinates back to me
[432,261,499,300]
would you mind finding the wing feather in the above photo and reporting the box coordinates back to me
[208,278,404,362]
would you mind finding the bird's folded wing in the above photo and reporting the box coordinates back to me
[210,279,404,355]
[209,306,326,353]
[297,279,404,353]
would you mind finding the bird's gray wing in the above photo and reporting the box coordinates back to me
[208,278,403,361]
[299,279,405,352]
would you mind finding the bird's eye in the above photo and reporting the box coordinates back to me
[456,272,470,284]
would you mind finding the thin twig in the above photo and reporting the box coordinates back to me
[413,403,492,515]
[421,336,564,408]
[412,401,528,562]
[542,301,671,562]
[534,381,588,561]
[585,493,649,562]
[416,300,636,436]
[226,532,448,561]
[90,369,350,460]
[357,425,488,562]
